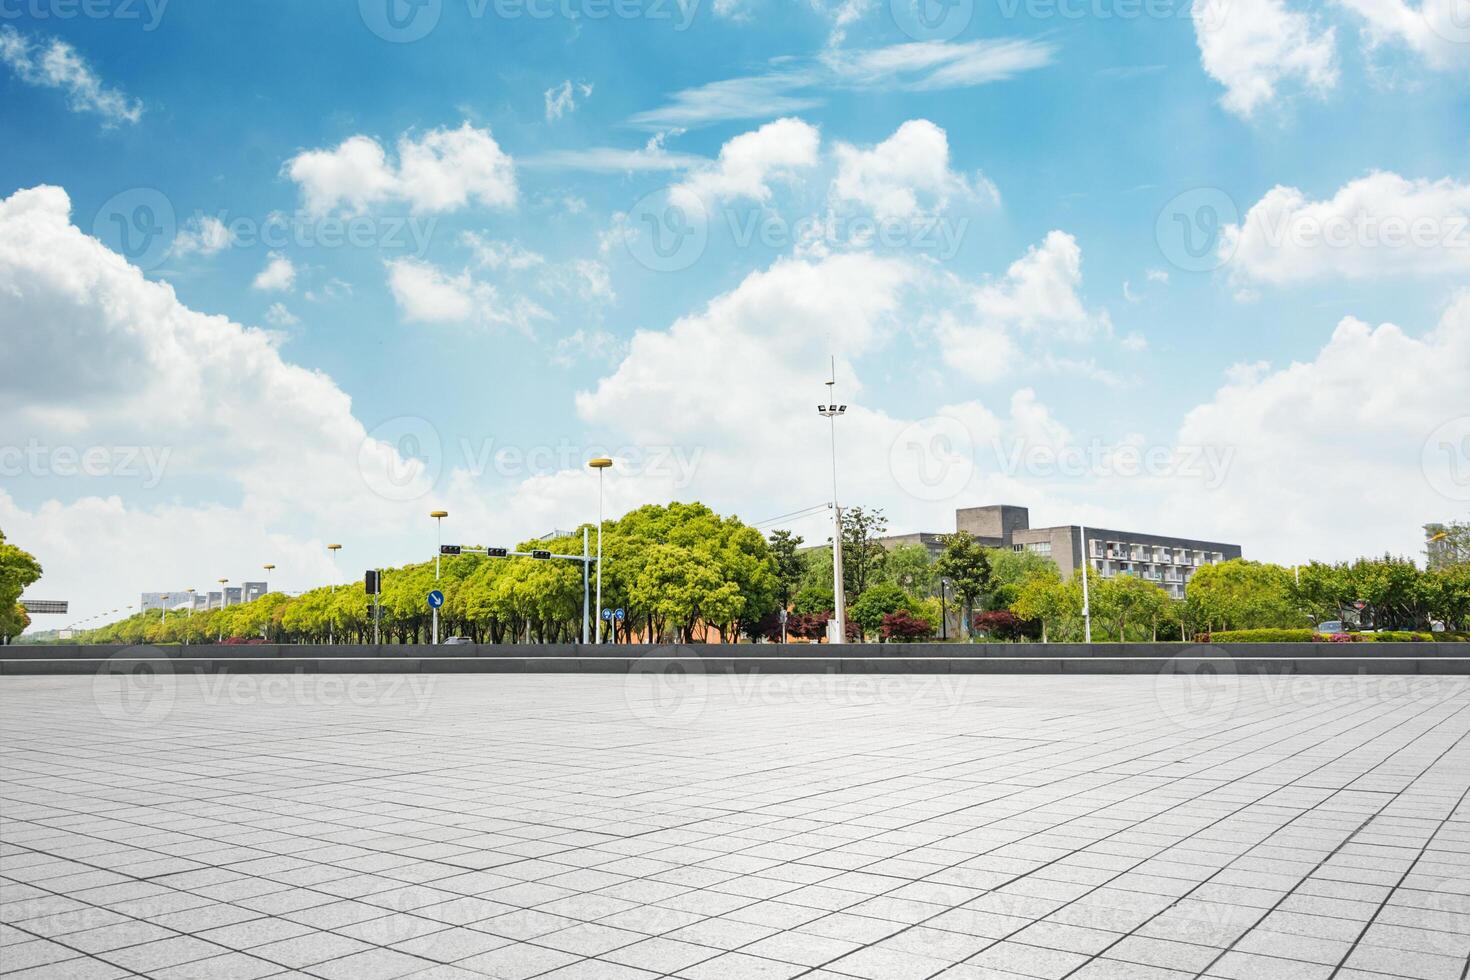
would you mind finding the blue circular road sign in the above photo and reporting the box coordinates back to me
[427,589,445,608]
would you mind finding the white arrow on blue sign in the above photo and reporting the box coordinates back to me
[614,608,625,621]
[427,589,445,608]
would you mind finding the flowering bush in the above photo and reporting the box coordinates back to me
[880,609,934,642]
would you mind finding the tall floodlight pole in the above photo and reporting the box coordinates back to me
[588,458,613,643]
[582,526,591,644]
[1078,525,1093,643]
[818,359,848,645]
[430,511,448,645]
[327,544,341,644]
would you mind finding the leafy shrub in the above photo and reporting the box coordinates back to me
[1202,629,1316,643]
[880,609,935,642]
[972,610,1024,640]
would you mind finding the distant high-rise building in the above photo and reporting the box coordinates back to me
[241,581,268,603]
[207,591,223,610]
[224,587,243,607]
[141,591,196,612]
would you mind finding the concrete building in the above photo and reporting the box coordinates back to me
[140,591,196,612]
[883,504,1241,598]
[241,581,268,603]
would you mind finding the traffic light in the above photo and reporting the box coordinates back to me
[365,570,381,594]
[440,545,461,556]
[531,549,552,560]
[486,547,508,558]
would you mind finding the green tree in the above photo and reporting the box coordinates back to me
[985,548,1062,611]
[935,532,992,639]
[1093,574,1175,642]
[849,582,917,640]
[1,530,43,642]
[1426,563,1470,630]
[838,506,888,599]
[1186,559,1303,634]
[1010,569,1081,643]
[880,543,937,597]
[768,530,805,608]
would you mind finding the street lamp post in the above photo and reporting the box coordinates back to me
[217,579,228,642]
[588,458,612,644]
[184,588,195,646]
[1078,526,1092,643]
[327,543,341,644]
[261,565,275,639]
[940,578,949,640]
[430,511,448,645]
[818,360,848,645]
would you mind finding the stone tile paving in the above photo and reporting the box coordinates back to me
[1,671,1468,979]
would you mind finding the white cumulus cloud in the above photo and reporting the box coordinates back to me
[1192,0,1337,117]
[672,117,821,206]
[285,122,516,217]
[1222,171,1470,284]
[830,119,996,222]
[252,252,297,292]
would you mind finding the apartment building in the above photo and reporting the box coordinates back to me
[884,504,1241,598]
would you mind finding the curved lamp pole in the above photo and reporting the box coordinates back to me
[818,361,848,645]
[588,458,612,644]
[326,543,341,644]
[430,511,448,645]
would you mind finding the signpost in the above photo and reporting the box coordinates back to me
[427,590,444,608]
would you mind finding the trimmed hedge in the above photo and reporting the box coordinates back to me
[1201,629,1315,643]
[1202,629,1470,644]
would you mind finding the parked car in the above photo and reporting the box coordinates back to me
[442,636,473,646]
[1314,621,1345,634]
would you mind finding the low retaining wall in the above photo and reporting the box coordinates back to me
[3,643,1468,675]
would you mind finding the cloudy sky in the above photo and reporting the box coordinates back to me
[2,0,1468,628]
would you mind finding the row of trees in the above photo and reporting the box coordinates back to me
[76,503,784,646]
[38,506,1470,646]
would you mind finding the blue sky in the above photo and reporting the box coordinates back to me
[3,0,1470,625]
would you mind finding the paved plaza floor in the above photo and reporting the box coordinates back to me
[2,671,1469,980]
